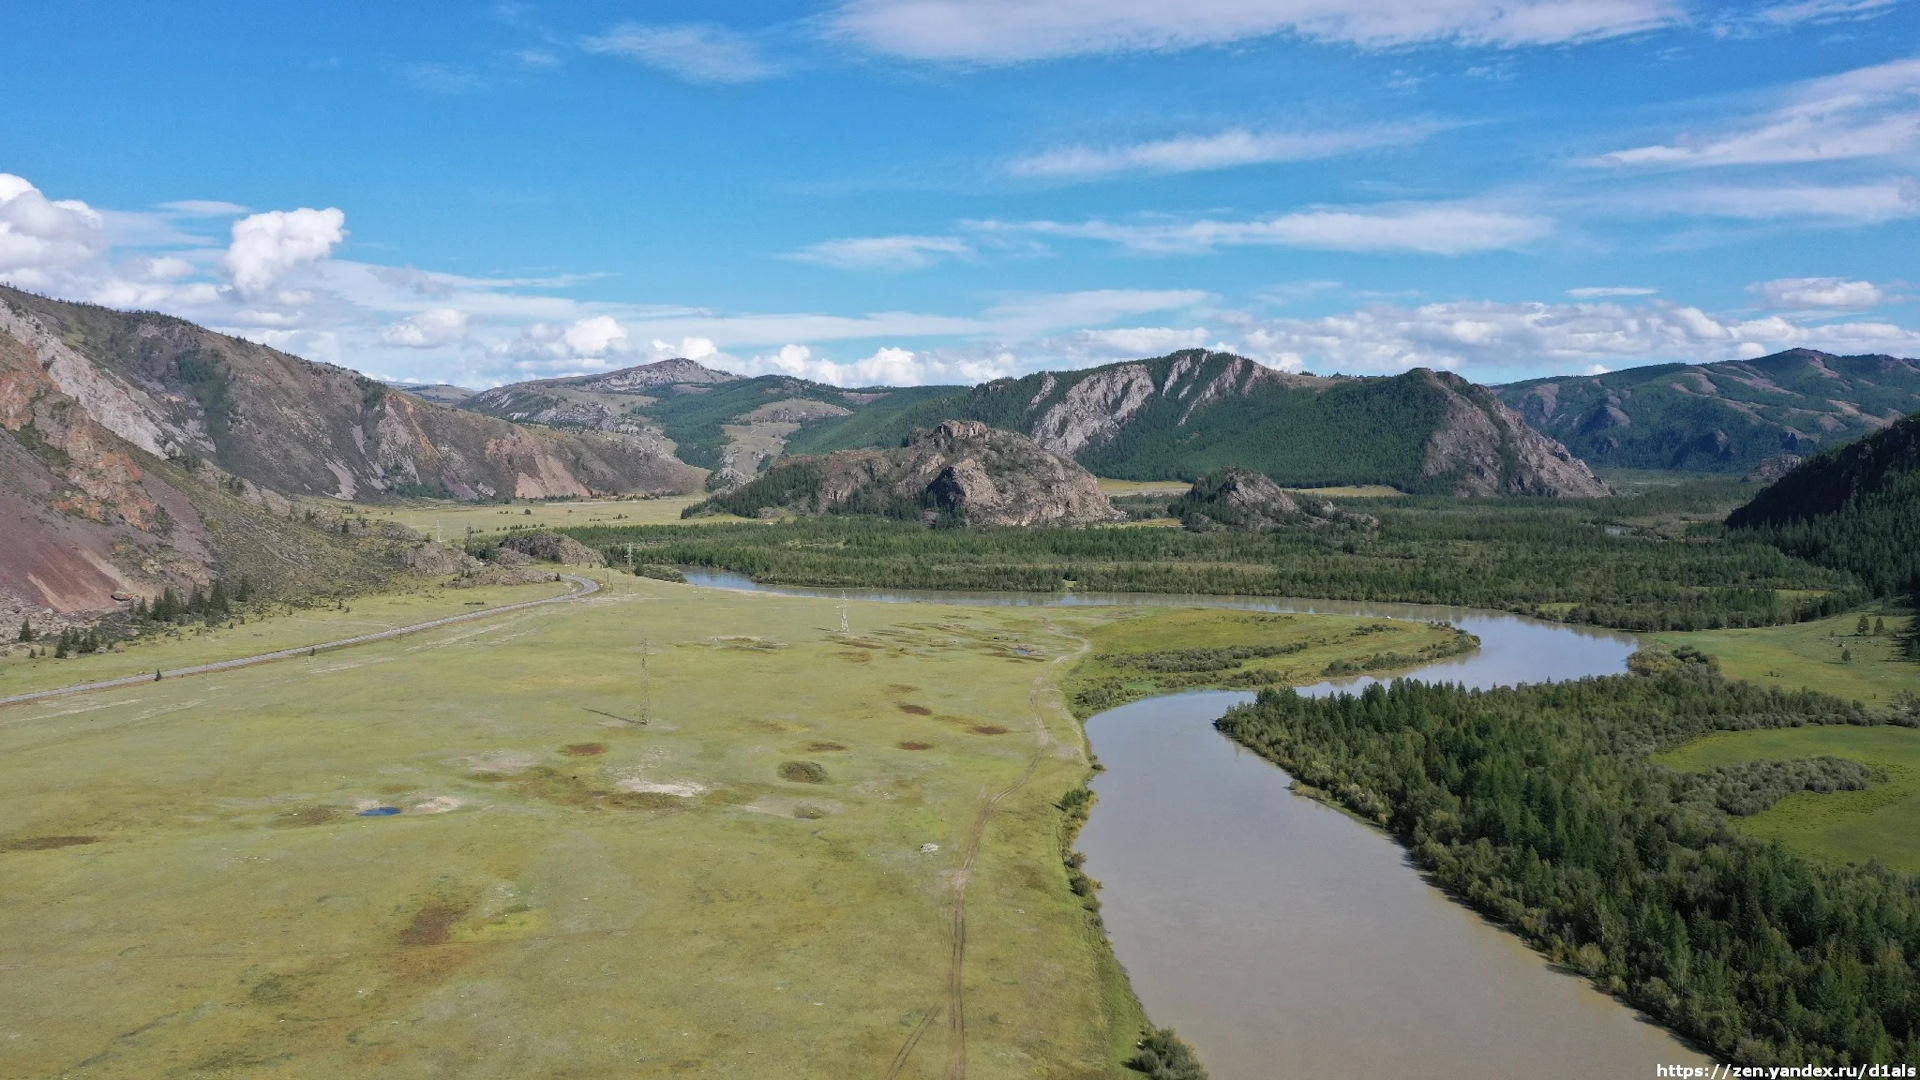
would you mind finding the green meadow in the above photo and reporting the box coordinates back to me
[1657,725,1920,872]
[0,569,1472,1078]
[1655,605,1918,707]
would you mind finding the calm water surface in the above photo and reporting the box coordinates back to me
[686,571,1708,1076]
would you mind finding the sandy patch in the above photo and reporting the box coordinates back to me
[614,777,706,798]
[409,796,466,814]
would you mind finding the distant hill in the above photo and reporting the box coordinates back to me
[386,382,476,406]
[691,419,1121,527]
[794,350,1606,497]
[0,286,701,502]
[1726,411,1920,595]
[1501,349,1920,474]
[464,361,959,487]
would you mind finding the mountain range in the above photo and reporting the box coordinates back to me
[1500,349,1920,475]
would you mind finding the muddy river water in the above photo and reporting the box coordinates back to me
[683,573,1708,1076]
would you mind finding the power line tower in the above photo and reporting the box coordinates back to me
[637,635,653,724]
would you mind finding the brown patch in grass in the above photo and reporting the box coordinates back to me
[897,703,932,716]
[898,741,933,751]
[397,901,469,947]
[478,766,686,811]
[560,742,608,756]
[1,835,98,852]
[272,806,341,828]
[778,760,828,783]
[970,725,1010,735]
[836,651,872,663]
[807,741,848,752]
[888,684,921,694]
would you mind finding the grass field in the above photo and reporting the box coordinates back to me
[1063,607,1474,717]
[0,571,1137,1078]
[1657,726,1920,872]
[1655,605,1918,706]
[0,569,1475,1077]
[0,579,572,697]
[369,493,720,540]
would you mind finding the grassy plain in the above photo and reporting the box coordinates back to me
[0,579,570,697]
[0,566,1482,1078]
[0,571,1136,1079]
[373,493,716,539]
[1657,726,1920,872]
[1654,605,1918,706]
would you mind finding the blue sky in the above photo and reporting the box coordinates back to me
[2,0,1918,387]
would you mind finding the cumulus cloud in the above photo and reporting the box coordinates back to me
[977,203,1552,255]
[582,23,777,83]
[785,234,974,270]
[382,308,471,348]
[830,0,1681,61]
[1751,277,1886,310]
[1596,57,1920,168]
[1215,298,1920,374]
[222,207,346,297]
[0,173,108,288]
[1008,124,1441,179]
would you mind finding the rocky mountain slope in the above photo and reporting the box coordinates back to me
[1726,410,1920,596]
[1167,468,1375,531]
[0,286,702,503]
[1501,349,1920,474]
[463,360,958,488]
[796,350,1605,497]
[691,420,1122,527]
[0,322,403,622]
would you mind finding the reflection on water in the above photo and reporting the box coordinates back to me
[683,569,1705,1075]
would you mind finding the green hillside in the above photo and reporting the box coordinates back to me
[1501,350,1920,474]
[1726,411,1920,595]
[792,351,1596,495]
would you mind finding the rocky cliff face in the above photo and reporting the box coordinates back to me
[463,358,740,437]
[1422,372,1609,497]
[0,325,399,619]
[699,420,1122,527]
[0,287,703,502]
[1168,467,1376,531]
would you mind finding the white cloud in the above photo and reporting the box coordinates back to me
[401,62,487,95]
[0,173,108,288]
[977,203,1552,255]
[1596,57,1920,168]
[382,308,471,348]
[1008,124,1440,179]
[562,315,630,357]
[1617,179,1920,222]
[222,207,346,297]
[1584,363,1612,375]
[582,23,777,83]
[831,0,1681,61]
[1567,286,1657,297]
[785,234,974,270]
[160,200,250,217]
[1215,298,1920,374]
[1742,0,1896,29]
[1751,276,1886,310]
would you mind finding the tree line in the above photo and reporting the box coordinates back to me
[1216,667,1920,1065]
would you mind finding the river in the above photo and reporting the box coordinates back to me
[682,571,1707,1076]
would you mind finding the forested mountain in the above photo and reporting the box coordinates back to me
[462,361,956,487]
[1501,349,1920,474]
[793,350,1607,497]
[1726,410,1920,595]
[0,286,702,502]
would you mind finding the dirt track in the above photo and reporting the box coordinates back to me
[0,574,599,710]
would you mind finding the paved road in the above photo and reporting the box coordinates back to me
[0,574,601,710]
